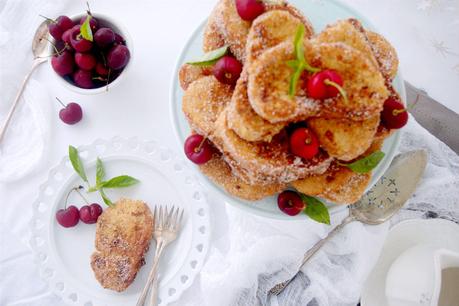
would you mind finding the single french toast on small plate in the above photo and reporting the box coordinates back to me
[91,198,153,292]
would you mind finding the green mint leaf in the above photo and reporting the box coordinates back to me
[87,186,98,193]
[286,60,299,69]
[99,188,113,206]
[293,24,305,62]
[80,15,93,41]
[96,158,105,187]
[102,175,140,188]
[289,63,304,97]
[300,194,331,225]
[340,151,385,174]
[187,45,228,66]
[68,145,88,182]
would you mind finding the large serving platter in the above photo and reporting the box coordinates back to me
[170,0,404,219]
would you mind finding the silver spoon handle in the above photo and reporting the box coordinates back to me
[136,240,166,306]
[269,215,354,296]
[0,58,44,144]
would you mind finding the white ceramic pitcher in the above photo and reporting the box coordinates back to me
[385,244,459,306]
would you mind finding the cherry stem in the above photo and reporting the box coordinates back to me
[64,186,88,209]
[392,108,406,116]
[86,1,92,15]
[324,79,348,104]
[92,76,107,81]
[194,136,207,153]
[55,97,66,108]
[74,186,90,204]
[302,61,321,74]
[39,14,55,23]
[44,37,61,55]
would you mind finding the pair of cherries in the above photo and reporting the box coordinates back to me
[55,187,103,228]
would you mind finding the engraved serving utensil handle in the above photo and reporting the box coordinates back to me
[269,215,354,295]
[0,58,45,144]
[136,240,166,306]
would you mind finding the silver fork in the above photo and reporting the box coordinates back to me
[136,205,184,306]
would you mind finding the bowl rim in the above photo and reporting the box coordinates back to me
[168,1,404,220]
[47,12,133,95]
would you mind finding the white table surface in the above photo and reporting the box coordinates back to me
[0,0,458,305]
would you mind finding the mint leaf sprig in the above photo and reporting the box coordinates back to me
[69,146,89,187]
[68,146,140,206]
[287,24,320,97]
[338,151,385,174]
[80,15,93,41]
[299,193,330,225]
[187,45,228,66]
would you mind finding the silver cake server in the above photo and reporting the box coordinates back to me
[269,150,428,296]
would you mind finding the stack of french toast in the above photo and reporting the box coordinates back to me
[179,0,401,204]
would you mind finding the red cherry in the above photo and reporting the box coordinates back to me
[56,16,74,32]
[49,23,63,41]
[62,28,73,45]
[381,98,408,129]
[289,127,320,160]
[79,203,103,224]
[75,52,96,70]
[277,191,305,216]
[235,0,266,21]
[56,205,80,228]
[107,45,130,70]
[94,27,115,48]
[73,69,94,89]
[59,102,83,125]
[212,56,242,86]
[184,134,213,165]
[51,51,74,76]
[307,69,343,100]
[70,29,93,52]
[95,62,109,77]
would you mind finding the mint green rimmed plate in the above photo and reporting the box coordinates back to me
[170,0,404,220]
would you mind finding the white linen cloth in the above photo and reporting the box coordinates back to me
[0,0,458,306]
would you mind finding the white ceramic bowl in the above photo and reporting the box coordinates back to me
[48,13,133,95]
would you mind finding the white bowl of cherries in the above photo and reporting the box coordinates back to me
[46,9,132,94]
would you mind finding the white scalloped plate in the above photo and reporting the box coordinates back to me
[170,0,404,220]
[29,137,210,306]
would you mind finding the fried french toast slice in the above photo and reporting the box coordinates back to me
[245,10,312,66]
[212,109,333,185]
[307,115,380,161]
[248,41,389,122]
[313,19,380,70]
[291,138,384,204]
[227,71,285,142]
[179,64,212,90]
[182,75,233,136]
[292,163,371,205]
[314,18,398,81]
[91,198,153,292]
[213,0,250,63]
[212,0,313,63]
[366,31,399,81]
[203,2,226,53]
[247,41,321,123]
[200,152,286,200]
[227,9,314,142]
